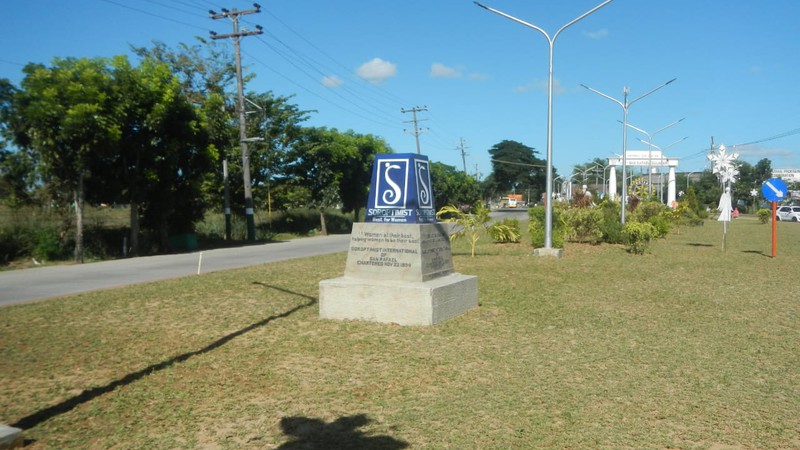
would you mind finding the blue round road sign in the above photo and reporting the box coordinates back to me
[762,178,789,202]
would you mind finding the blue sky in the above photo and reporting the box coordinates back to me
[2,0,799,180]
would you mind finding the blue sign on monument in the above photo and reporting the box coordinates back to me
[365,153,436,224]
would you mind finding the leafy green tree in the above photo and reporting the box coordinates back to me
[0,80,36,207]
[130,39,237,104]
[572,158,607,194]
[429,162,481,209]
[0,148,36,208]
[238,91,312,213]
[106,56,213,252]
[337,132,391,221]
[288,127,348,235]
[287,127,390,232]
[11,58,121,262]
[486,140,547,202]
[693,170,722,209]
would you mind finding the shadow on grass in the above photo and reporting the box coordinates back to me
[742,249,771,257]
[277,414,409,450]
[686,243,714,247]
[12,284,316,430]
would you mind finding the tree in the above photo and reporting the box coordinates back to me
[338,132,392,221]
[288,128,389,232]
[105,56,213,253]
[239,91,312,213]
[0,79,36,207]
[0,148,36,208]
[429,162,481,209]
[486,140,547,202]
[130,39,237,105]
[288,127,347,235]
[572,158,607,194]
[693,170,722,208]
[11,58,121,262]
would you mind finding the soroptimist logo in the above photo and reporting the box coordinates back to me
[375,159,409,208]
[415,159,433,208]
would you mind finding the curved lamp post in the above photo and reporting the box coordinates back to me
[475,0,613,253]
[580,78,676,224]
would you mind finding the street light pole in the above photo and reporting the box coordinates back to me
[580,78,676,223]
[475,0,613,253]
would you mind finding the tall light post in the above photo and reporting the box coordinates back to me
[580,78,676,224]
[622,118,684,189]
[475,0,613,254]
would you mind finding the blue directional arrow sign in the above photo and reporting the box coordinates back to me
[762,178,789,202]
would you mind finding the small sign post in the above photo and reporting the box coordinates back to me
[761,178,789,257]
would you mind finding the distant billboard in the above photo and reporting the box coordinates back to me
[772,169,800,183]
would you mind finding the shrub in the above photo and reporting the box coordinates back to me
[0,224,35,265]
[630,200,668,223]
[528,205,564,249]
[561,207,603,244]
[597,201,625,244]
[647,214,671,238]
[32,226,66,261]
[623,221,658,255]
[489,218,521,243]
[757,208,771,224]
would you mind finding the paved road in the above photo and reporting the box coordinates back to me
[0,234,351,307]
[0,212,528,307]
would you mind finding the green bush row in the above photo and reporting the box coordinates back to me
[529,199,695,254]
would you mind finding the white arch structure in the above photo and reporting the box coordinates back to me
[608,150,679,206]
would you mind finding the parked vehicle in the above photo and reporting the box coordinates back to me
[776,205,800,221]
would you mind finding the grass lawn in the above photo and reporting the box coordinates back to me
[1,216,799,449]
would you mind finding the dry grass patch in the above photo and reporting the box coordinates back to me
[1,218,799,448]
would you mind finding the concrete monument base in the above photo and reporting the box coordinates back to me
[320,273,477,326]
[319,222,478,326]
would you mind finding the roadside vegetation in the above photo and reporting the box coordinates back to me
[1,217,798,448]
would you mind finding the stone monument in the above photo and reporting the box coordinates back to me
[319,153,478,326]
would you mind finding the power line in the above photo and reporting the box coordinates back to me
[251,35,399,127]
[97,0,208,31]
[733,126,800,148]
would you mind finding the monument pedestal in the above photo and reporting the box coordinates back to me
[319,223,477,326]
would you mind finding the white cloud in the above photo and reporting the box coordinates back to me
[468,72,490,81]
[356,58,397,85]
[514,79,565,94]
[584,28,609,40]
[430,62,462,78]
[322,75,343,88]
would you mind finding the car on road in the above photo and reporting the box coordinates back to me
[776,205,800,222]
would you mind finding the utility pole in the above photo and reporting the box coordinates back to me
[456,138,470,174]
[210,4,263,241]
[401,106,429,154]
